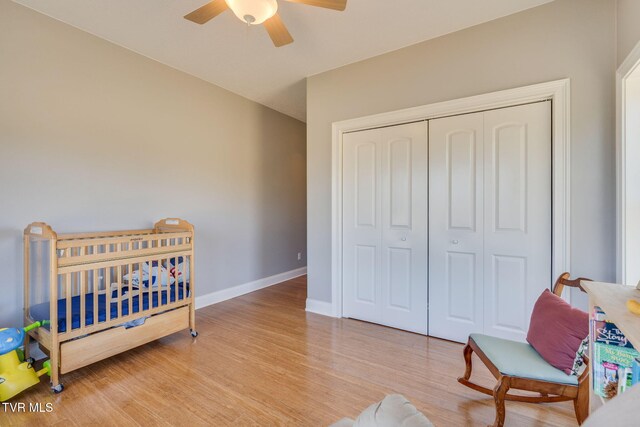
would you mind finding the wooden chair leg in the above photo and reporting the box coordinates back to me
[461,342,473,380]
[491,377,510,427]
[574,375,589,425]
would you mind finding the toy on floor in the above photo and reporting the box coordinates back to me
[0,321,53,402]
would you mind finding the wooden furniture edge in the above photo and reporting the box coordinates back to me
[458,273,591,426]
[60,306,190,374]
[582,280,640,414]
[23,218,196,391]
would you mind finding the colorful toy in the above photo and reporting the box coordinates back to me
[0,321,53,402]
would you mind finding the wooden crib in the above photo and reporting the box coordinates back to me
[23,218,196,393]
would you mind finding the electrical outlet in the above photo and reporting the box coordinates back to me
[297,252,302,261]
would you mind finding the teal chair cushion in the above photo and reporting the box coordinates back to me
[470,333,578,386]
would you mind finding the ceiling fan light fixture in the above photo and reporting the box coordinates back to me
[225,0,278,25]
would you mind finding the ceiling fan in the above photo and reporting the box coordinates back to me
[184,0,347,47]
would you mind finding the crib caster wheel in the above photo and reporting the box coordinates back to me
[51,384,64,394]
[190,330,198,338]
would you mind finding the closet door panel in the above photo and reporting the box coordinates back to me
[389,137,412,228]
[446,251,478,321]
[448,131,478,231]
[380,122,428,334]
[483,102,551,342]
[492,255,527,331]
[355,142,377,227]
[493,125,527,232]
[388,247,412,309]
[343,129,383,323]
[355,245,377,303]
[428,113,484,342]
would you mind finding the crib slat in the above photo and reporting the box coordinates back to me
[185,255,190,301]
[165,257,171,304]
[185,255,189,300]
[177,255,182,299]
[166,257,171,308]
[117,265,123,319]
[148,247,153,311]
[139,261,144,315]
[65,273,72,334]
[128,263,133,317]
[80,246,89,329]
[80,273,86,330]
[93,268,99,326]
[158,257,164,308]
[173,255,178,303]
[106,267,112,322]
[166,256,171,305]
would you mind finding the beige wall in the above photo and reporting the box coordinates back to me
[0,1,306,326]
[617,0,640,66]
[306,0,616,306]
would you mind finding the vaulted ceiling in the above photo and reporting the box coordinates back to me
[14,0,554,121]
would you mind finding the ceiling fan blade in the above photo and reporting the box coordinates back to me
[264,13,294,47]
[285,0,347,11]
[184,0,229,24]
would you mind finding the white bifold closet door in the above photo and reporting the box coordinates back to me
[428,101,551,343]
[342,122,428,334]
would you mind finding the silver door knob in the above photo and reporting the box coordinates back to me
[451,240,459,245]
[401,237,407,241]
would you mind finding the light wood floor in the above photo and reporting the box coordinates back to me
[4,276,577,426]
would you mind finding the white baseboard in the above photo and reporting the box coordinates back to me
[195,267,307,310]
[305,298,336,317]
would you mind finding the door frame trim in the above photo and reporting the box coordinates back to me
[329,79,571,319]
[616,40,640,284]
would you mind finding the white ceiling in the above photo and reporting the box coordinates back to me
[14,0,553,122]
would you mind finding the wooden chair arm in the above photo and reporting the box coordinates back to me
[552,272,593,296]
[577,355,590,384]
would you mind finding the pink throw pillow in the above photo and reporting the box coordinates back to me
[526,289,589,375]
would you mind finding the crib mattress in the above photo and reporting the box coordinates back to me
[30,285,187,333]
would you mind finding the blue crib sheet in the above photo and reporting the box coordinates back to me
[30,285,187,333]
